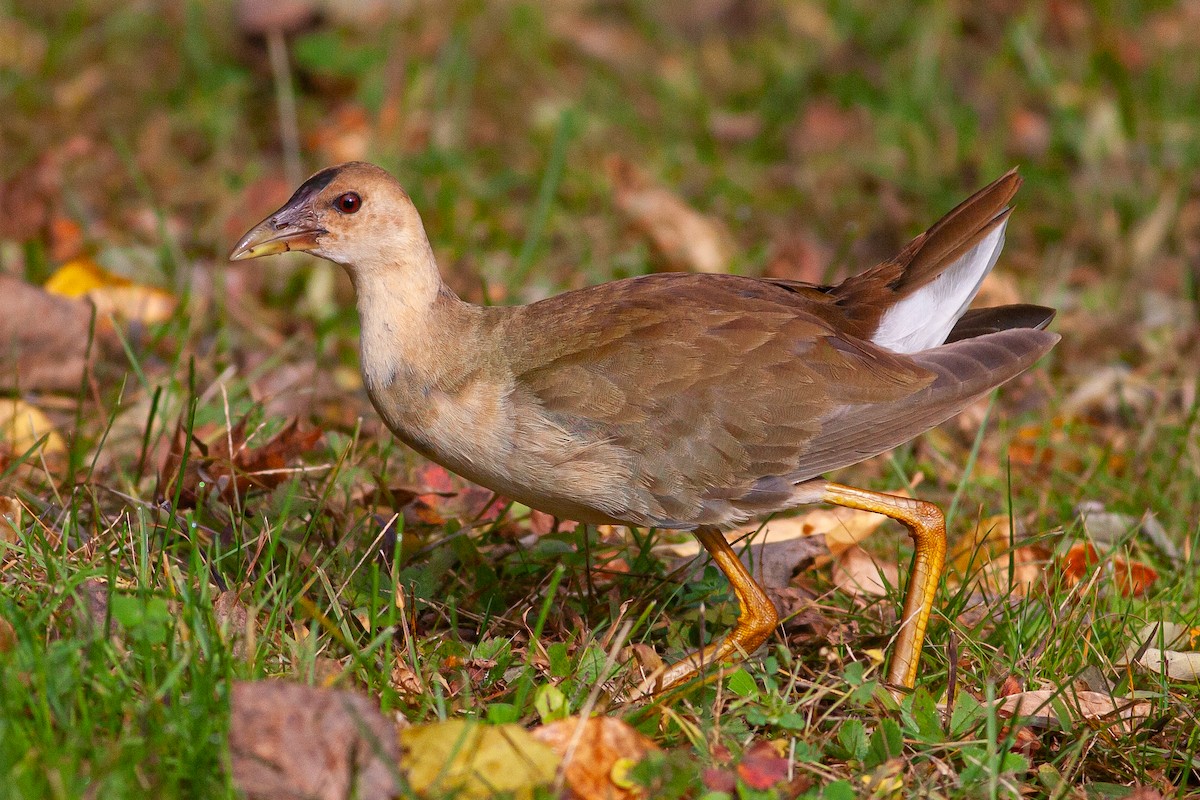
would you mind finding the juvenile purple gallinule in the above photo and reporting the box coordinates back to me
[232,164,1057,693]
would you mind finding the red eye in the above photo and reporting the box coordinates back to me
[334,192,361,214]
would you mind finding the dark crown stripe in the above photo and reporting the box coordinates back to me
[284,166,340,207]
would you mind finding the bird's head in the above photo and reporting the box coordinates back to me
[230,162,428,275]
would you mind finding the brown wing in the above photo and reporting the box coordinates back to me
[499,274,942,528]
[794,327,1058,479]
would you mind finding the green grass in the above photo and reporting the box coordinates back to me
[2,1,1200,797]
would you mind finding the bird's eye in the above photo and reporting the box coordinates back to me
[333,192,362,214]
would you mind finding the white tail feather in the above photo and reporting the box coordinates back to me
[870,218,1007,354]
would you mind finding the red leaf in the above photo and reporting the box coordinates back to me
[736,741,789,790]
[702,767,737,793]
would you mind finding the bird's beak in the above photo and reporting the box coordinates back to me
[229,205,326,261]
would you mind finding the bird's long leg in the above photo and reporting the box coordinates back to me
[821,482,946,689]
[653,526,780,693]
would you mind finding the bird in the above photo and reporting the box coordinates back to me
[231,162,1057,696]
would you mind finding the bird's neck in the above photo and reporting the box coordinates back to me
[350,243,476,392]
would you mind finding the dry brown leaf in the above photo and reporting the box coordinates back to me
[664,503,892,590]
[0,616,14,652]
[0,153,57,242]
[0,274,98,392]
[973,545,1052,598]
[307,103,371,164]
[411,462,507,526]
[402,719,559,799]
[549,14,649,70]
[391,662,425,696]
[664,516,828,588]
[160,416,323,508]
[213,590,253,661]
[606,154,736,274]
[229,680,400,800]
[831,545,898,598]
[1007,415,1114,476]
[764,230,830,285]
[1078,502,1181,561]
[792,100,865,155]
[1120,623,1200,682]
[531,716,659,800]
[807,504,893,556]
[997,688,1152,732]
[1007,107,1052,159]
[45,257,177,325]
[1124,789,1168,800]
[69,578,113,637]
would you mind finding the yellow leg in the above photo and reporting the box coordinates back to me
[821,482,946,689]
[655,526,779,692]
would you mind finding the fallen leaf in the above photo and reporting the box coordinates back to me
[736,740,790,790]
[0,398,66,458]
[793,505,892,557]
[1059,542,1158,597]
[531,716,659,800]
[1125,787,1168,800]
[948,514,1019,578]
[402,719,559,799]
[307,103,371,164]
[997,688,1152,732]
[213,590,253,660]
[1119,623,1200,682]
[0,496,22,545]
[1077,501,1181,562]
[0,151,58,242]
[1008,107,1052,158]
[45,257,177,325]
[391,662,425,696]
[791,100,866,155]
[702,767,737,793]
[764,230,830,284]
[972,545,1051,598]
[607,154,736,274]
[550,13,650,69]
[1007,415,1106,475]
[831,545,898,598]
[708,110,762,144]
[663,505,886,589]
[0,274,98,391]
[160,415,323,508]
[69,578,113,637]
[0,616,14,652]
[229,680,400,800]
[411,462,507,526]
[1060,365,1156,422]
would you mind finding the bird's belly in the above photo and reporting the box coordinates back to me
[369,379,641,527]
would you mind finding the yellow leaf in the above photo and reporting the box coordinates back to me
[0,399,65,456]
[44,257,124,297]
[531,716,659,800]
[948,514,1016,577]
[400,719,560,799]
[45,257,176,325]
[0,496,22,544]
